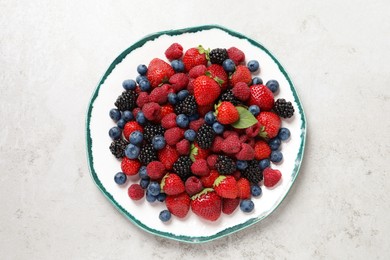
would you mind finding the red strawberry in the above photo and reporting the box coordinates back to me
[249,84,275,111]
[158,145,179,170]
[230,65,252,86]
[191,188,222,221]
[236,178,251,199]
[263,167,282,188]
[254,140,272,160]
[121,157,141,176]
[165,192,191,218]
[185,176,203,196]
[213,175,238,199]
[161,173,185,195]
[215,101,239,125]
[193,75,221,106]
[182,45,209,72]
[128,184,145,200]
[256,111,281,139]
[190,143,210,161]
[227,47,245,65]
[165,43,183,60]
[201,170,219,188]
[159,104,174,119]
[206,64,228,91]
[146,161,166,180]
[222,198,240,215]
[146,58,175,88]
[123,121,143,140]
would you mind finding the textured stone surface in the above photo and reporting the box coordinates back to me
[1,0,389,259]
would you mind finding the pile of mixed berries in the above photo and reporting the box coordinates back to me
[108,43,294,222]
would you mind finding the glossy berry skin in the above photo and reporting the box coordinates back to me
[269,137,281,151]
[184,129,196,141]
[168,93,178,105]
[270,150,283,163]
[240,199,255,212]
[136,75,148,84]
[129,131,143,145]
[125,144,140,159]
[266,79,279,93]
[139,79,151,92]
[259,159,270,170]
[177,90,189,101]
[212,122,224,134]
[252,77,263,85]
[278,127,291,141]
[117,119,126,129]
[139,178,150,189]
[122,110,133,122]
[122,79,136,90]
[156,193,167,202]
[109,126,122,140]
[222,59,235,72]
[152,135,166,150]
[251,185,262,197]
[147,181,161,196]
[188,113,199,122]
[109,108,121,122]
[248,105,260,116]
[236,160,248,170]
[137,64,148,75]
[138,166,148,179]
[171,60,185,72]
[215,101,239,125]
[136,111,146,125]
[204,111,216,125]
[114,172,127,185]
[176,114,189,128]
[159,209,171,222]
[145,190,157,202]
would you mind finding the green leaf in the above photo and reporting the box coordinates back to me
[190,143,198,162]
[231,106,258,129]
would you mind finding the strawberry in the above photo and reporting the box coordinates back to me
[229,65,252,86]
[227,47,245,65]
[215,101,239,125]
[158,145,179,170]
[146,58,175,88]
[165,43,183,60]
[263,167,282,188]
[123,121,143,141]
[200,170,219,188]
[182,45,209,72]
[193,75,221,106]
[165,192,191,218]
[254,140,272,160]
[249,84,275,111]
[121,157,141,176]
[191,188,222,221]
[160,173,185,195]
[222,198,240,215]
[206,64,228,91]
[213,175,238,199]
[190,143,210,161]
[190,159,210,176]
[236,178,251,199]
[159,104,174,119]
[256,111,281,139]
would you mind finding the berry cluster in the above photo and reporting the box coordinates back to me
[108,43,294,222]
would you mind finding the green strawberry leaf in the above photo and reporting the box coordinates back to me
[214,76,224,86]
[231,106,258,129]
[190,143,198,162]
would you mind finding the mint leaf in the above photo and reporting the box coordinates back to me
[231,106,258,129]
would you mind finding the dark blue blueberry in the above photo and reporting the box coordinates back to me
[269,137,281,151]
[247,60,260,72]
[129,130,143,145]
[252,77,263,85]
[117,119,126,129]
[266,79,279,93]
[205,111,216,125]
[114,172,127,185]
[184,129,196,142]
[259,159,270,170]
[248,105,260,116]
[122,79,137,90]
[136,75,148,84]
[137,64,148,75]
[109,126,122,140]
[140,178,150,189]
[236,160,248,170]
[136,111,146,125]
[159,209,171,222]
[152,135,166,150]
[188,113,199,121]
[240,199,255,213]
[168,93,178,105]
[251,185,262,197]
[176,114,189,128]
[147,181,161,196]
[171,60,185,72]
[156,193,167,202]
[125,144,140,159]
[270,150,283,163]
[278,127,291,141]
[122,110,133,122]
[177,90,189,101]
[145,190,157,203]
[138,166,149,179]
[109,108,121,122]
[139,79,151,92]
[212,122,224,134]
[222,59,235,72]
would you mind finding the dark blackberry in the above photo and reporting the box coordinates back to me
[109,139,128,158]
[143,123,165,142]
[215,155,236,175]
[241,160,263,184]
[273,98,294,118]
[196,124,215,149]
[209,48,228,65]
[172,156,193,181]
[114,90,137,111]
[138,143,157,165]
[220,89,241,106]
[174,95,197,116]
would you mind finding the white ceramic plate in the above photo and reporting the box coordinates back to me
[86,25,306,243]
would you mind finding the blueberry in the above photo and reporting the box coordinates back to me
[259,159,270,170]
[137,64,148,75]
[147,181,161,196]
[205,111,216,125]
[152,135,166,150]
[114,172,127,185]
[177,90,189,101]
[171,60,185,72]
[269,138,281,151]
[176,114,189,128]
[236,160,248,170]
[122,110,133,122]
[140,178,150,189]
[139,79,151,92]
[184,129,196,142]
[156,193,167,202]
[138,166,148,179]
[212,122,224,134]
[266,80,279,93]
[136,75,148,84]
[252,77,263,85]
[168,93,178,105]
[145,190,157,203]
[222,59,236,73]
[188,113,199,121]
[248,105,260,116]
[278,128,291,141]
[122,79,136,90]
[109,108,121,122]
[240,199,255,213]
[247,60,260,72]
[251,185,262,197]
[109,126,122,140]
[129,130,143,145]
[136,111,146,125]
[125,144,140,159]
[117,119,126,129]
[270,150,283,163]
[159,209,171,222]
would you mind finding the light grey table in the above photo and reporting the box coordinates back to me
[1,0,389,259]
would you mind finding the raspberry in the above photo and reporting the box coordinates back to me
[189,118,205,132]
[235,143,255,161]
[189,64,207,78]
[227,47,245,65]
[146,161,166,180]
[165,43,183,60]
[221,135,242,154]
[164,127,185,146]
[232,82,251,101]
[263,167,282,187]
[176,139,190,155]
[142,102,161,121]
[190,159,210,177]
[149,87,168,105]
[136,92,150,108]
[206,154,218,170]
[128,184,145,200]
[121,157,141,176]
[185,176,203,196]
[211,136,224,153]
[222,130,239,139]
[161,113,177,129]
[245,122,261,138]
[169,73,189,92]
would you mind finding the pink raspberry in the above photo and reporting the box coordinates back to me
[161,83,174,94]
[161,113,177,129]
[149,87,168,105]
[227,47,245,65]
[206,154,218,170]
[221,135,242,154]
[188,64,207,78]
[211,136,224,153]
[136,92,150,108]
[239,134,255,147]
[235,143,255,160]
[185,176,203,196]
[142,102,161,121]
[128,184,145,200]
[232,82,251,101]
[190,159,210,177]
[176,139,190,155]
[165,43,183,60]
[189,118,205,132]
[169,73,189,92]
[164,127,184,146]
[146,161,166,180]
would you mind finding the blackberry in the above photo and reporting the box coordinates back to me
[273,98,294,118]
[143,123,165,142]
[209,48,228,65]
[114,90,137,111]
[109,139,128,158]
[220,89,241,106]
[174,95,197,116]
[138,143,157,165]
[196,124,215,149]
[241,160,263,184]
[172,156,193,181]
[215,155,236,175]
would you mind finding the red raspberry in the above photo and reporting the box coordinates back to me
[263,167,282,188]
[146,161,166,180]
[245,122,261,138]
[161,113,177,129]
[187,78,195,94]
[232,82,251,101]
[185,176,203,196]
[254,140,271,160]
[123,121,143,140]
[176,139,190,155]
[239,134,255,148]
[164,127,184,146]
[132,107,141,118]
[149,87,168,105]
[189,118,205,132]
[227,47,245,65]
[169,73,189,92]
[161,83,174,94]
[222,130,239,139]
[188,64,207,78]
[235,143,255,161]
[165,43,183,60]
[221,135,242,154]
[190,159,210,177]
[206,154,218,170]
[211,136,224,153]
[136,92,150,108]
[142,102,161,121]
[121,157,141,176]
[128,184,144,200]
